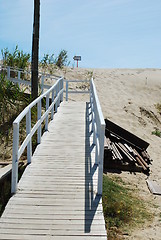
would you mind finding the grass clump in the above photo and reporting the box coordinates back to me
[152,129,161,138]
[102,175,152,239]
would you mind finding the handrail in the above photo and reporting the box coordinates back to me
[90,78,105,195]
[7,64,105,195]
[11,77,64,193]
[0,64,62,93]
[0,63,61,79]
[65,79,90,101]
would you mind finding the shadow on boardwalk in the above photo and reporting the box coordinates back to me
[85,102,101,233]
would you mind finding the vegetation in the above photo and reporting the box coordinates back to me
[0,73,29,161]
[0,73,28,127]
[41,50,70,70]
[152,129,161,138]
[1,45,30,69]
[55,49,69,68]
[0,73,44,216]
[102,175,152,239]
[40,53,55,68]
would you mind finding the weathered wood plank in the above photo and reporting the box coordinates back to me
[0,164,12,181]
[0,234,107,240]
[0,102,106,239]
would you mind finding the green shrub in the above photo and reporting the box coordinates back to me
[1,45,30,69]
[40,53,55,69]
[152,129,161,138]
[0,74,27,126]
[55,49,69,68]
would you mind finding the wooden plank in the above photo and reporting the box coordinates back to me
[0,102,106,239]
[105,118,149,150]
[0,218,105,225]
[146,179,161,195]
[0,234,107,240]
[2,212,104,220]
[0,164,12,181]
[0,228,107,236]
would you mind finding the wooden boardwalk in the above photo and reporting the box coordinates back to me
[0,101,107,240]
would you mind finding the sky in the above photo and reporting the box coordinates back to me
[0,0,161,68]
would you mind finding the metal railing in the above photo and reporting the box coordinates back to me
[90,78,105,195]
[11,77,64,193]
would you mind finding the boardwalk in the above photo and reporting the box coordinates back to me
[0,101,107,239]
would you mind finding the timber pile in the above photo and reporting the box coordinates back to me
[104,119,152,174]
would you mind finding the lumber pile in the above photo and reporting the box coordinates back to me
[104,119,152,174]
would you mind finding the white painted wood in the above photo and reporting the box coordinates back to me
[11,123,19,193]
[0,235,107,240]
[0,64,62,92]
[0,164,12,181]
[37,101,42,144]
[11,77,64,193]
[51,88,55,120]
[26,108,32,163]
[41,75,45,93]
[90,78,105,195]
[2,102,106,239]
[45,94,49,131]
[66,80,69,101]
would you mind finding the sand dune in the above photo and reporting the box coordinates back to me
[59,67,161,239]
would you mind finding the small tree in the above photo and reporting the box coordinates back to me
[55,50,69,68]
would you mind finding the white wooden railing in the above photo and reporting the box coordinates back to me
[0,64,61,93]
[65,79,90,101]
[11,77,64,193]
[8,64,105,195]
[90,78,105,195]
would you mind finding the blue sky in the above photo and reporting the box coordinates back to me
[0,0,161,68]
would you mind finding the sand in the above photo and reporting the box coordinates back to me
[2,66,161,238]
[57,67,161,239]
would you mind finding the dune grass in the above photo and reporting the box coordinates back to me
[102,175,152,239]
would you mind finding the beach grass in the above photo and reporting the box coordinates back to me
[102,175,152,239]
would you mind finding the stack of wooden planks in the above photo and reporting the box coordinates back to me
[104,119,151,174]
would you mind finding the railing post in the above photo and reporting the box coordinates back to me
[95,135,99,165]
[45,94,49,131]
[11,123,19,194]
[26,108,32,164]
[97,124,105,195]
[7,66,10,79]
[51,89,55,120]
[61,78,64,102]
[18,71,21,87]
[41,76,45,93]
[90,84,94,133]
[55,85,58,113]
[66,81,68,101]
[58,81,60,107]
[37,101,42,144]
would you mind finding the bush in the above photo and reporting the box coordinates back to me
[1,45,30,70]
[55,49,69,68]
[40,53,55,69]
[0,74,27,126]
